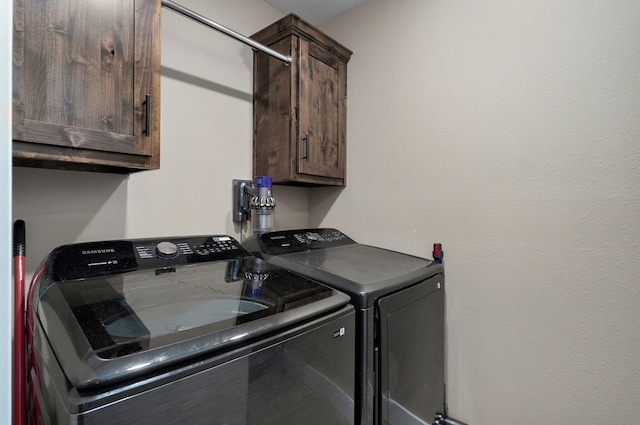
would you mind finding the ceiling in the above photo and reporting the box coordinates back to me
[263,0,369,25]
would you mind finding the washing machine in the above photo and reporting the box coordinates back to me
[244,228,446,425]
[26,234,355,425]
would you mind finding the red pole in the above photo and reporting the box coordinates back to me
[13,220,26,425]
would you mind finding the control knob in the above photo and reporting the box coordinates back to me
[155,241,179,259]
[304,232,321,242]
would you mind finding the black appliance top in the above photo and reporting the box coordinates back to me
[244,228,444,309]
[29,235,350,389]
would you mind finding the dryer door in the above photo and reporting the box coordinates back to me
[376,274,445,425]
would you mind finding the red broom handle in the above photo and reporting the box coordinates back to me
[13,220,26,425]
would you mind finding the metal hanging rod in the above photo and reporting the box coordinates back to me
[162,0,292,65]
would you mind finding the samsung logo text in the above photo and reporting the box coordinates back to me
[82,249,116,255]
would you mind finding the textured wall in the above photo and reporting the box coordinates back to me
[317,0,640,423]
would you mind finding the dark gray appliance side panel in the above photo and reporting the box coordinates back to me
[377,274,445,425]
[49,307,355,425]
[27,320,71,425]
[356,307,375,425]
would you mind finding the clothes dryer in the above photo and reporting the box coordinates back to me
[244,228,445,425]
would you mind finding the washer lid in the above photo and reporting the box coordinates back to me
[32,236,349,389]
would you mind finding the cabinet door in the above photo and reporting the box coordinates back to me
[297,40,346,180]
[13,0,160,172]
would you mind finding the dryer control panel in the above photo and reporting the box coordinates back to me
[255,228,355,255]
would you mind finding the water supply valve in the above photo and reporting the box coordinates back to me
[433,243,443,264]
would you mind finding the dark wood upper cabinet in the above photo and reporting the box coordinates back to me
[12,0,161,173]
[252,14,352,186]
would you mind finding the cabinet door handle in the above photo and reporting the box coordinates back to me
[302,134,309,161]
[144,94,151,137]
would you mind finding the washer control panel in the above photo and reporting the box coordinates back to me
[48,235,248,281]
[134,236,244,262]
[256,228,355,255]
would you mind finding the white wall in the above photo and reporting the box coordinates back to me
[12,0,310,279]
[1,0,13,422]
[317,0,640,423]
